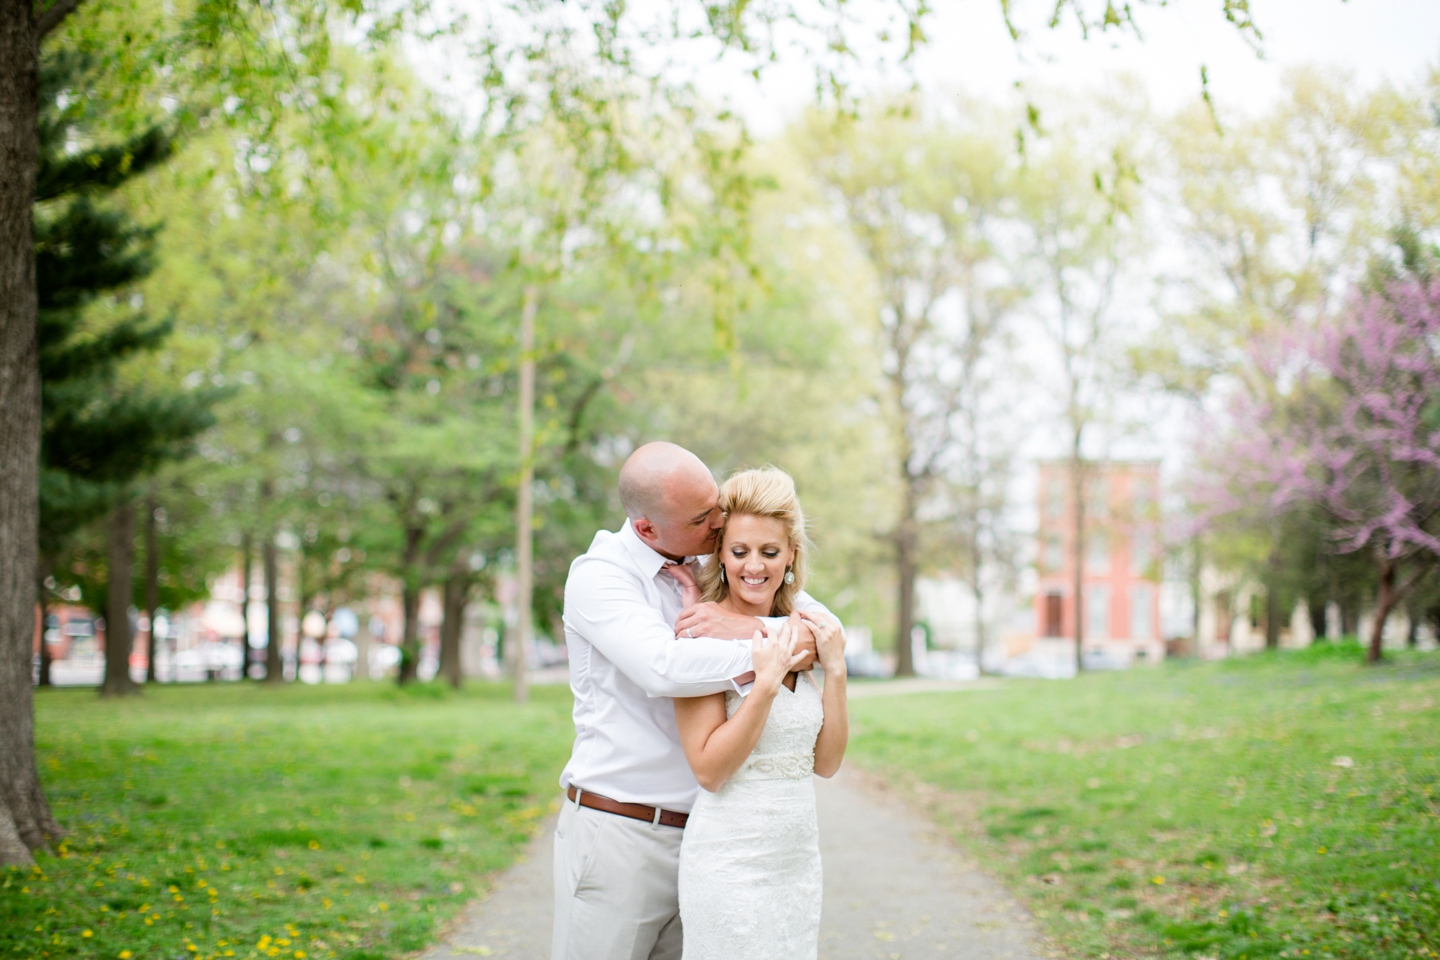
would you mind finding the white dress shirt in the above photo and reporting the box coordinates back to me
[559,520,828,812]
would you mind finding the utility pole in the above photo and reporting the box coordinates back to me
[512,284,538,704]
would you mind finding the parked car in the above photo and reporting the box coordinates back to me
[845,650,891,679]
[173,641,245,672]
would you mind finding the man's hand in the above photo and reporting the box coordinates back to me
[789,614,819,672]
[674,601,763,640]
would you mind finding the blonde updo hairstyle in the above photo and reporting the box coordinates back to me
[696,466,810,616]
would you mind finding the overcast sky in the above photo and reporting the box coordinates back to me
[689,0,1440,134]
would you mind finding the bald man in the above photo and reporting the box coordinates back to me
[553,442,830,960]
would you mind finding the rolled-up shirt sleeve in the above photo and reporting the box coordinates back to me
[565,557,753,698]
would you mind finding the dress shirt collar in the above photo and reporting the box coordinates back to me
[619,521,673,581]
[619,519,685,580]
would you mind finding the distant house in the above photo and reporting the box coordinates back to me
[1033,460,1163,667]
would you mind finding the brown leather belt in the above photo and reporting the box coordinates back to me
[566,786,689,829]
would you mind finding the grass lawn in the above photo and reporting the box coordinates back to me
[2,681,576,960]
[848,644,1440,960]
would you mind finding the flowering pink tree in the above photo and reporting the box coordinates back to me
[1202,277,1440,662]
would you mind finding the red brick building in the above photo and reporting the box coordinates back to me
[1034,460,1163,665]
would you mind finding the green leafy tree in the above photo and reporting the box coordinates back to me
[0,0,1321,865]
[1146,73,1440,641]
[35,54,217,697]
[794,99,1026,674]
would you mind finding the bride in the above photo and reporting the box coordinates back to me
[672,466,849,960]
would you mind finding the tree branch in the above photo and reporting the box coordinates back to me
[35,0,87,38]
[1391,560,1433,609]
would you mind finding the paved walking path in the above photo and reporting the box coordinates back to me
[424,768,1042,960]
[846,678,1003,700]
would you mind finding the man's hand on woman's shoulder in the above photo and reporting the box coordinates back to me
[675,607,819,673]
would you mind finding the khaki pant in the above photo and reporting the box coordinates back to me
[552,796,684,960]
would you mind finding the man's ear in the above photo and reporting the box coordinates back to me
[633,517,659,543]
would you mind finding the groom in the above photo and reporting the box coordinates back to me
[553,441,831,960]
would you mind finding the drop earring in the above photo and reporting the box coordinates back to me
[720,567,727,583]
[783,568,795,585]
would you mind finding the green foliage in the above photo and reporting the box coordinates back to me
[849,650,1440,959]
[5,682,575,959]
[35,51,217,559]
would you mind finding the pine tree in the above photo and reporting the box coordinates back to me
[35,54,216,695]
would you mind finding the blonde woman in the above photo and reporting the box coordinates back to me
[673,467,848,960]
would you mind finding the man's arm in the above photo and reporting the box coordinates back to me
[565,558,753,699]
[674,589,831,672]
[675,588,834,639]
[791,589,832,617]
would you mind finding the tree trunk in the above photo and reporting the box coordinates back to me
[1368,557,1396,664]
[1340,601,1358,638]
[1070,453,1086,673]
[894,490,918,678]
[36,559,50,686]
[354,608,371,682]
[241,532,253,678]
[144,495,159,683]
[102,501,139,696]
[439,569,467,690]
[294,545,309,684]
[1264,588,1280,649]
[398,579,420,684]
[512,283,537,702]
[0,0,61,865]
[315,605,329,678]
[1308,596,1327,642]
[263,534,283,683]
[1263,542,1281,650]
[1190,540,1203,650]
[969,552,986,673]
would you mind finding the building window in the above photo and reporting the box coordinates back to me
[1130,584,1155,641]
[1130,528,1153,577]
[1085,585,1110,640]
[1043,534,1063,571]
[1044,592,1064,638]
[1084,534,1110,574]
[1086,474,1109,521]
[1131,476,1156,519]
[1046,476,1065,517]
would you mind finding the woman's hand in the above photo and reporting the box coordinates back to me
[800,611,847,678]
[663,560,702,609]
[751,617,807,695]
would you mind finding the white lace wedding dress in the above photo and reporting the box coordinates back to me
[677,671,826,960]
